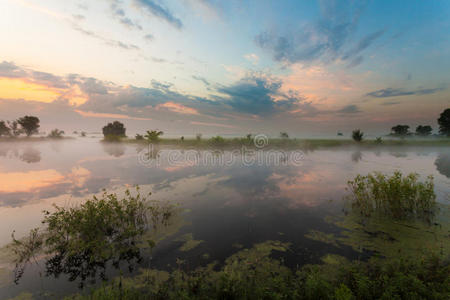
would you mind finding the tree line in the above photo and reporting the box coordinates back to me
[0,116,40,137]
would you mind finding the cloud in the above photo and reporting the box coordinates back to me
[337,104,361,114]
[366,87,444,98]
[109,0,143,30]
[190,121,237,129]
[143,33,154,41]
[255,0,380,66]
[381,101,401,106]
[156,102,199,115]
[71,23,140,50]
[192,75,210,86]
[0,61,27,78]
[346,55,363,68]
[216,74,300,115]
[134,0,183,29]
[244,53,259,64]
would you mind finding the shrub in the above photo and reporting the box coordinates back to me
[48,129,65,138]
[196,133,202,141]
[17,116,40,136]
[375,137,382,144]
[11,187,175,288]
[280,132,289,139]
[0,121,10,137]
[144,130,163,143]
[352,130,364,142]
[346,171,436,221]
[135,134,144,140]
[209,136,225,146]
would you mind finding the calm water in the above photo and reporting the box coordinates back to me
[0,138,449,298]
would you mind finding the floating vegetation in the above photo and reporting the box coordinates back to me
[9,187,175,288]
[176,233,204,252]
[65,240,450,300]
[305,230,340,248]
[347,171,437,222]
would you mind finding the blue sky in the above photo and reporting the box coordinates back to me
[0,0,449,136]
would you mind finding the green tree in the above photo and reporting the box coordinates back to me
[144,130,163,143]
[415,125,432,136]
[391,124,410,136]
[17,116,40,137]
[0,121,10,137]
[352,129,364,142]
[437,108,450,136]
[102,121,126,138]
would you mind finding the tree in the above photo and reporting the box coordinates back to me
[144,130,163,143]
[391,125,410,136]
[7,120,22,137]
[415,125,432,136]
[437,108,450,136]
[280,132,289,139]
[352,129,364,142]
[0,121,10,137]
[17,116,40,137]
[102,121,126,137]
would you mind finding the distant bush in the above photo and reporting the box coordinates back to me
[375,137,382,144]
[48,129,65,139]
[391,124,411,137]
[209,135,225,146]
[437,108,450,136]
[135,134,144,140]
[196,133,202,141]
[17,116,40,137]
[352,129,364,142]
[280,132,289,139]
[103,135,122,142]
[347,171,436,221]
[102,121,126,138]
[80,131,86,137]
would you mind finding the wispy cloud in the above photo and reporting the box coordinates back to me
[108,0,143,30]
[337,104,361,114]
[366,87,444,98]
[134,0,183,29]
[192,75,210,86]
[71,24,140,50]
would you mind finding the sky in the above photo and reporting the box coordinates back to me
[0,0,449,137]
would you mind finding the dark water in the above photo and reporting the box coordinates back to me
[0,138,449,298]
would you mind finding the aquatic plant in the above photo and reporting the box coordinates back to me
[346,171,436,221]
[10,187,175,288]
[65,242,450,300]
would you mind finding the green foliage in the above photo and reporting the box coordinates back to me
[17,116,40,136]
[8,120,22,137]
[391,125,410,136]
[375,137,382,144]
[416,125,433,136]
[102,121,126,138]
[11,228,43,284]
[195,133,202,141]
[103,135,123,142]
[48,129,65,138]
[352,129,363,142]
[135,134,144,140]
[66,243,450,300]
[144,130,163,143]
[11,187,175,288]
[437,108,450,136]
[347,171,436,221]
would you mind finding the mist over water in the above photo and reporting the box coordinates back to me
[0,138,449,298]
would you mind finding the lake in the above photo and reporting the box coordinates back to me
[0,138,449,299]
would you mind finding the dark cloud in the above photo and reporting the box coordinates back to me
[0,61,27,78]
[337,104,361,114]
[255,0,382,66]
[31,71,69,89]
[366,87,444,98]
[217,75,299,115]
[134,0,183,29]
[381,101,401,106]
[79,77,109,94]
[192,75,210,86]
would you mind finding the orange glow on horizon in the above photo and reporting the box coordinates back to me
[0,78,60,103]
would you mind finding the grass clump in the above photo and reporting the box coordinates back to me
[347,171,436,222]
